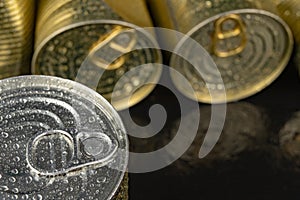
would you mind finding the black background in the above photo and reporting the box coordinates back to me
[126,52,300,199]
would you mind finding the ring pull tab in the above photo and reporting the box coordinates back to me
[26,130,118,178]
[76,131,118,164]
[212,14,247,58]
[87,26,137,70]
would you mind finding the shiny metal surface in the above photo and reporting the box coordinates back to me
[149,0,293,103]
[276,0,300,76]
[277,0,300,43]
[170,9,293,103]
[0,75,128,199]
[0,0,35,78]
[32,0,162,110]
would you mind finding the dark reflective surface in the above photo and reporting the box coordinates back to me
[126,57,300,199]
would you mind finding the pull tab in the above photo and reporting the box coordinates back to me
[26,130,118,178]
[76,132,117,162]
[87,26,137,70]
[212,14,247,57]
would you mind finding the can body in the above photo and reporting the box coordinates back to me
[0,0,35,78]
[0,75,129,199]
[32,0,162,110]
[276,0,300,77]
[277,0,300,43]
[149,0,293,103]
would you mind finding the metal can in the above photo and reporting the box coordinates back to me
[0,0,35,79]
[276,0,300,77]
[32,0,162,110]
[277,0,300,43]
[0,75,129,199]
[149,0,293,103]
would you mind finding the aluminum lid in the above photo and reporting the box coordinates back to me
[0,75,128,199]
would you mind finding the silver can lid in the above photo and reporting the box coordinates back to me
[0,75,128,199]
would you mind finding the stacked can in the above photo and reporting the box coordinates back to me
[149,0,293,103]
[276,0,300,76]
[0,0,35,79]
[0,76,129,199]
[32,0,162,110]
[274,0,300,161]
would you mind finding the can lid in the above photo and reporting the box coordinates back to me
[170,9,293,103]
[0,75,128,199]
[32,21,162,110]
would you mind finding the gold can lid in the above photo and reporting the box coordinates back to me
[33,0,161,110]
[170,9,293,103]
[33,21,162,110]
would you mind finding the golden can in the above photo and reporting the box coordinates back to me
[0,0,35,79]
[32,0,162,110]
[276,0,300,77]
[149,0,293,103]
[277,0,300,43]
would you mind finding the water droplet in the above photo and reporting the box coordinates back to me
[33,194,43,200]
[0,185,9,191]
[9,177,16,183]
[62,179,69,184]
[13,156,20,162]
[25,176,32,184]
[12,188,19,193]
[68,187,74,192]
[11,169,19,175]
[13,144,20,150]
[73,160,79,164]
[88,116,96,123]
[96,177,107,183]
[205,1,212,8]
[284,10,291,16]
[1,132,8,138]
